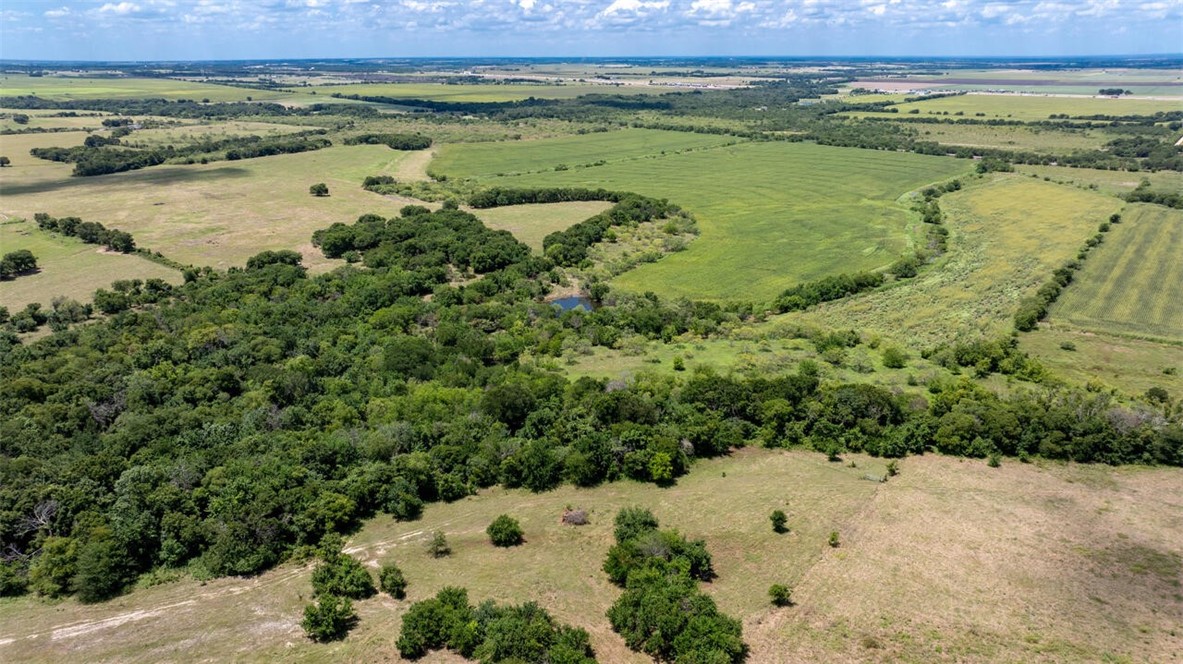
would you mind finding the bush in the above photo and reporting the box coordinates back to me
[379,562,407,599]
[486,515,524,547]
[302,594,357,642]
[310,182,329,197]
[770,509,788,534]
[828,531,840,548]
[427,531,450,558]
[613,506,659,544]
[311,554,376,599]
[881,346,908,369]
[769,583,792,607]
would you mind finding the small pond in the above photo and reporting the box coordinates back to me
[551,295,595,312]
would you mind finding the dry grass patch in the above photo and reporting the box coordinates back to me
[474,201,613,252]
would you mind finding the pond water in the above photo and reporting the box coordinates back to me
[551,295,595,312]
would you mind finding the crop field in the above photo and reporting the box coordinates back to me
[0,132,424,274]
[778,175,1121,346]
[1049,204,1183,342]
[0,449,1178,663]
[308,82,662,102]
[0,219,182,310]
[473,201,612,252]
[853,93,1181,121]
[432,128,743,177]
[856,69,1183,96]
[439,138,969,301]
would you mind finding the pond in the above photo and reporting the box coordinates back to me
[551,295,595,312]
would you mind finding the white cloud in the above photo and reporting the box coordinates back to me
[601,0,670,16]
[99,2,142,14]
[44,7,71,18]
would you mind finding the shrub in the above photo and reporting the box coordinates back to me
[881,346,908,369]
[311,554,375,599]
[1060,341,1077,351]
[988,452,1002,468]
[486,515,524,547]
[886,460,899,477]
[302,594,357,642]
[379,562,407,599]
[310,182,329,197]
[613,506,659,544]
[828,531,840,548]
[770,510,788,534]
[769,583,792,607]
[427,531,450,558]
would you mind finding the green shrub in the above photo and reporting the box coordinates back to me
[379,562,407,599]
[770,510,788,534]
[302,594,357,642]
[882,346,908,369]
[311,554,375,599]
[427,531,451,558]
[613,506,659,544]
[828,531,840,548]
[486,515,524,547]
[769,583,793,607]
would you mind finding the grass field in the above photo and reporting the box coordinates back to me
[1049,204,1183,342]
[0,75,304,103]
[0,219,182,310]
[907,123,1112,153]
[855,93,1182,121]
[439,138,969,301]
[309,82,662,102]
[0,132,426,274]
[432,128,743,177]
[1016,165,1183,196]
[1,108,112,132]
[0,449,1178,662]
[1020,328,1182,398]
[123,121,310,147]
[777,175,1121,346]
[473,201,612,252]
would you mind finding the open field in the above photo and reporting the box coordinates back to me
[0,75,304,103]
[1,108,111,132]
[0,449,1178,663]
[432,128,743,177]
[0,219,182,310]
[440,138,969,301]
[0,132,425,275]
[906,122,1113,153]
[473,201,612,252]
[309,82,663,102]
[856,68,1183,96]
[777,175,1121,346]
[1021,327,1182,398]
[852,93,1182,121]
[1016,164,1183,196]
[123,121,310,147]
[1050,204,1183,342]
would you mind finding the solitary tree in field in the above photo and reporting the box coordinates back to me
[310,182,329,197]
[770,510,788,534]
[487,515,524,547]
[0,156,10,167]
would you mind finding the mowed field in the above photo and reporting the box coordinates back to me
[0,449,1178,663]
[778,175,1121,346]
[438,136,969,301]
[0,219,182,310]
[0,132,425,277]
[473,201,613,252]
[311,82,662,102]
[853,93,1182,120]
[1050,204,1183,342]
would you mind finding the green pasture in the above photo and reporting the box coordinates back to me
[473,201,613,252]
[432,127,742,177]
[1021,327,1182,398]
[122,121,310,147]
[0,218,182,310]
[310,82,661,102]
[0,131,422,274]
[1016,165,1183,196]
[777,175,1121,346]
[1,108,111,132]
[0,74,301,102]
[907,122,1113,153]
[439,137,968,301]
[1050,204,1183,342]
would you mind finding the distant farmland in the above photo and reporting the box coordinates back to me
[438,137,969,301]
[1051,204,1183,342]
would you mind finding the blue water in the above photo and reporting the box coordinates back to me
[552,295,594,312]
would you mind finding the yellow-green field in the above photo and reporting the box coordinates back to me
[0,449,1178,663]
[1021,327,1182,398]
[0,75,300,103]
[1016,165,1183,196]
[0,132,425,277]
[1050,204,1183,342]
[853,93,1181,121]
[777,175,1121,346]
[473,201,613,252]
[907,123,1113,153]
[438,137,969,301]
[312,82,662,102]
[0,219,182,310]
[1,108,110,132]
[122,121,310,147]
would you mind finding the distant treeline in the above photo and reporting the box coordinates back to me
[341,133,432,150]
[33,212,135,253]
[1124,181,1183,209]
[0,96,383,119]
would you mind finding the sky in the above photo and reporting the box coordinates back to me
[0,0,1180,61]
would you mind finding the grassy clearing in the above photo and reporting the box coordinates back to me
[308,82,661,102]
[472,201,612,252]
[442,139,968,301]
[0,74,301,103]
[0,219,182,310]
[122,121,310,147]
[0,132,424,272]
[776,175,1121,346]
[855,93,1182,121]
[1,449,1179,662]
[1020,328,1182,398]
[1050,204,1183,342]
[1015,165,1183,196]
[1,108,111,132]
[907,122,1112,153]
[432,128,742,178]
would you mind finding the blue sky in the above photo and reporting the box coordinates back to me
[1,1,1180,61]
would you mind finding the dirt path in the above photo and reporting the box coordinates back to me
[395,148,435,181]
